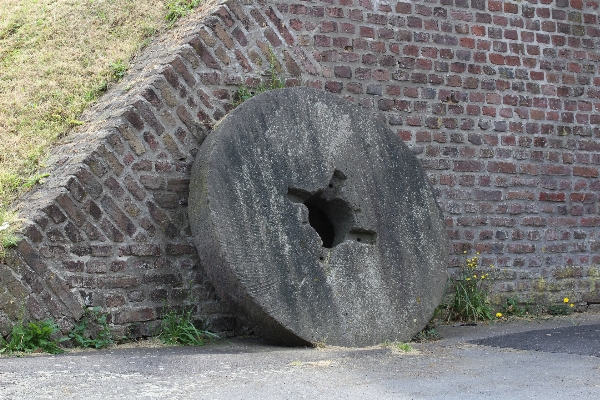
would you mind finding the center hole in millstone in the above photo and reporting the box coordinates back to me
[287,170,377,248]
[305,202,335,248]
[287,186,354,248]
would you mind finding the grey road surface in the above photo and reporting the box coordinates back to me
[1,313,599,399]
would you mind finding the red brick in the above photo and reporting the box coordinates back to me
[396,2,411,14]
[505,3,519,13]
[488,161,517,174]
[507,244,535,254]
[359,26,375,38]
[488,1,502,12]
[573,166,599,177]
[570,193,595,202]
[581,217,600,227]
[570,0,583,9]
[472,26,485,36]
[541,165,571,175]
[454,161,485,172]
[416,131,432,142]
[523,217,547,226]
[489,53,505,65]
[327,7,344,18]
[507,191,535,200]
[539,192,566,202]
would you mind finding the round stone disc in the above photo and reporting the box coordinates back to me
[189,87,448,347]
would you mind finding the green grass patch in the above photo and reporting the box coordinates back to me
[166,0,203,25]
[0,319,66,355]
[381,340,413,352]
[158,306,218,346]
[0,0,205,256]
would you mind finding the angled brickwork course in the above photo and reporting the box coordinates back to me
[1,0,600,336]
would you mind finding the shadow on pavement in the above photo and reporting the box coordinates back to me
[470,323,600,357]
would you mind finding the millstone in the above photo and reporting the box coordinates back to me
[189,87,448,347]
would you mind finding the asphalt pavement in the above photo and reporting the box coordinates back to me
[1,312,599,399]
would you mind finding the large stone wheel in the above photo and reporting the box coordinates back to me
[189,87,448,347]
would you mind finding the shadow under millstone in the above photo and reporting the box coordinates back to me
[470,323,600,357]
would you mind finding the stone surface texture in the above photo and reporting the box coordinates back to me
[189,87,447,346]
[0,0,599,336]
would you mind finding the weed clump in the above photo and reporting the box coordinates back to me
[68,306,113,349]
[0,305,115,355]
[158,306,218,346]
[412,322,441,343]
[546,297,575,316]
[233,49,287,106]
[441,252,495,323]
[496,296,541,318]
[0,319,66,355]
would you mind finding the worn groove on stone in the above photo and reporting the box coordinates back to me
[189,87,448,346]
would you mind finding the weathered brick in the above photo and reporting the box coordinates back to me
[453,161,485,172]
[112,307,154,324]
[573,166,599,177]
[539,192,566,202]
[474,190,502,201]
[488,161,517,174]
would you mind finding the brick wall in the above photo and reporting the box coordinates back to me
[1,0,600,338]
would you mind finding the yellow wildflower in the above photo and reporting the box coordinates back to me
[496,312,503,318]
[563,297,569,303]
[570,303,575,308]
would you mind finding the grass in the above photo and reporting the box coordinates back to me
[381,341,413,352]
[158,306,218,346]
[0,0,205,258]
[166,0,203,26]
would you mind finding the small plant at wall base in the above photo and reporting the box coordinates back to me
[0,319,66,355]
[68,306,113,349]
[158,305,218,346]
[233,49,287,106]
[499,296,535,318]
[441,252,495,323]
[412,321,441,342]
[546,297,576,316]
